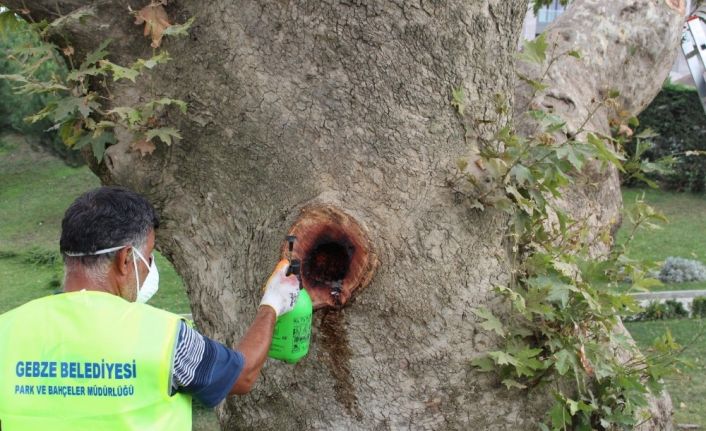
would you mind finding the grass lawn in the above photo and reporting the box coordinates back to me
[618,187,706,292]
[0,133,219,430]
[626,318,706,427]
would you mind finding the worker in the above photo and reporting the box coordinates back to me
[0,186,300,430]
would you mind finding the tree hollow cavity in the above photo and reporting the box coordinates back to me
[283,205,377,310]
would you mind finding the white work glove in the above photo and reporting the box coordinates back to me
[260,259,300,317]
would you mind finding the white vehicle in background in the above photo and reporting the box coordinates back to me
[681,6,706,113]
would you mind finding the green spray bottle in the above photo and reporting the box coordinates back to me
[268,235,312,363]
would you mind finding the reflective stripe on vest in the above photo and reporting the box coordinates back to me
[0,291,191,430]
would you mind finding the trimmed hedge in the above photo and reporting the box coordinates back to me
[634,82,706,192]
[629,297,706,321]
[633,299,690,321]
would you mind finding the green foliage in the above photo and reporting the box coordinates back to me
[0,9,193,161]
[163,17,196,37]
[0,11,83,163]
[631,82,706,192]
[692,296,706,318]
[451,87,466,116]
[517,33,548,65]
[473,307,506,337]
[0,13,56,132]
[619,129,675,189]
[144,127,181,146]
[455,37,680,429]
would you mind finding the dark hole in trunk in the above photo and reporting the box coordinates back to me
[284,205,377,310]
[304,240,353,286]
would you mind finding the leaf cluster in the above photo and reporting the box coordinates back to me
[0,8,193,160]
[0,12,79,161]
[456,38,681,430]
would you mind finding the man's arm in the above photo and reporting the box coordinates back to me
[229,305,276,395]
[230,259,300,395]
[171,260,299,405]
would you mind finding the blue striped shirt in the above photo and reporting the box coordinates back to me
[170,321,245,407]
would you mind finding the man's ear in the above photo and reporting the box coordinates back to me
[114,247,132,276]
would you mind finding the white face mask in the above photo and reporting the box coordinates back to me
[132,248,159,303]
[65,244,159,303]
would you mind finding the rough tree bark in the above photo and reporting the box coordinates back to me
[4,0,684,429]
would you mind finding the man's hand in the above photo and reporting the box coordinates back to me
[259,259,300,317]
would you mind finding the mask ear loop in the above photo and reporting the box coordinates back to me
[131,247,151,301]
[132,248,150,267]
[131,247,141,300]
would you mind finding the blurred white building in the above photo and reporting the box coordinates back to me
[522,0,695,85]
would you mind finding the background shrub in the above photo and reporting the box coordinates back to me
[658,256,706,284]
[632,81,706,192]
[692,296,706,318]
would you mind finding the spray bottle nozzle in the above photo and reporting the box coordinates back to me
[286,235,297,253]
[286,259,301,276]
[284,235,302,287]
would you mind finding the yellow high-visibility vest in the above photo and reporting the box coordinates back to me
[0,290,191,430]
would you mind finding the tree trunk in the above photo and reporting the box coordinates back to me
[5,0,684,429]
